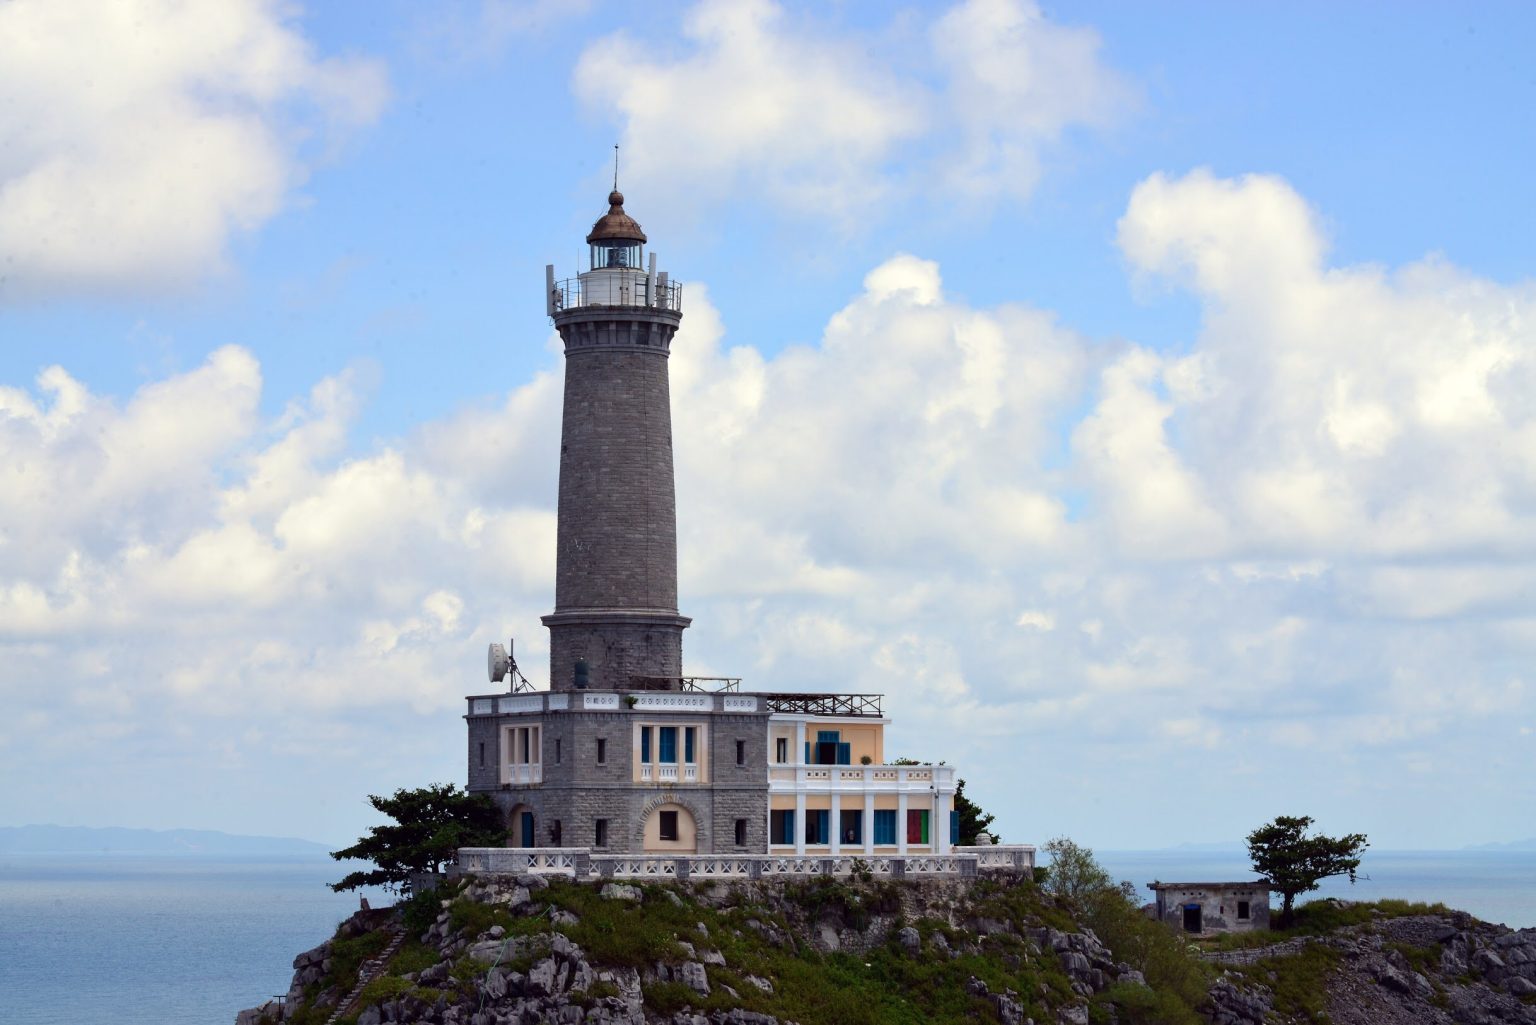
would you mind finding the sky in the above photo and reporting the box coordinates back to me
[2,0,1534,852]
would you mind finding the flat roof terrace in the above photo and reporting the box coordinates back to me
[464,689,885,719]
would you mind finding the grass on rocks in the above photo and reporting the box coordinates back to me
[362,875,1102,1025]
[1201,898,1459,951]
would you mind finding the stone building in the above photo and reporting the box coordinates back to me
[1149,881,1272,934]
[464,190,960,857]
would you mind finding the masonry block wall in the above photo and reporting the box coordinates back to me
[471,707,770,854]
[542,307,688,693]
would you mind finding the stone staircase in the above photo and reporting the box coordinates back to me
[324,927,405,1025]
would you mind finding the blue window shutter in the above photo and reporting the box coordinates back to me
[641,728,651,763]
[837,743,850,765]
[817,730,840,743]
[804,742,811,764]
[950,810,960,845]
[659,727,677,763]
[684,727,695,763]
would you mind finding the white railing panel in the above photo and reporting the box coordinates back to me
[506,764,543,785]
[457,848,993,879]
[632,694,711,711]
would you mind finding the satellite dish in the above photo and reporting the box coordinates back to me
[488,643,510,684]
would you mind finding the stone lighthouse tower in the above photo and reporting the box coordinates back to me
[540,190,690,692]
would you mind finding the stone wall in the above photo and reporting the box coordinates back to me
[475,708,771,855]
[1152,882,1271,933]
[546,306,686,693]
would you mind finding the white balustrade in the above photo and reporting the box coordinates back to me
[682,764,698,782]
[506,763,542,785]
[955,845,1037,872]
[767,763,957,794]
[631,694,711,711]
[455,847,999,880]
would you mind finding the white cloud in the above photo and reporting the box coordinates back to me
[574,0,1130,220]
[6,169,1536,847]
[0,0,387,299]
[1116,168,1536,558]
[574,0,925,222]
[932,0,1133,201]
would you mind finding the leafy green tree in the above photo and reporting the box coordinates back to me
[953,778,997,844]
[1042,837,1209,1022]
[1247,814,1369,926]
[331,783,505,896]
[1042,836,1115,903]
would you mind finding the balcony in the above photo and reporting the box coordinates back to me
[551,275,682,313]
[505,763,542,786]
[639,763,700,783]
[767,763,955,793]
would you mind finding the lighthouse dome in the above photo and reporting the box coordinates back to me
[586,190,647,244]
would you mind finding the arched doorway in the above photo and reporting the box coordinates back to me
[642,802,698,854]
[508,804,535,848]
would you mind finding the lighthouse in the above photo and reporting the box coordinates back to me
[540,190,690,692]
[462,187,966,862]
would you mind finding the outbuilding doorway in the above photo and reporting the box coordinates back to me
[1182,904,1202,933]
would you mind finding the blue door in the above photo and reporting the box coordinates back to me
[520,812,535,848]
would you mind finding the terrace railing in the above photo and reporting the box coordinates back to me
[627,675,743,692]
[455,845,1037,880]
[551,276,682,313]
[760,692,884,717]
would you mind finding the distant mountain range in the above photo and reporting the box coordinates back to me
[1463,837,1536,851]
[1152,839,1536,853]
[0,824,332,855]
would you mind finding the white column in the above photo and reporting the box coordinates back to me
[829,792,841,856]
[794,720,807,765]
[794,790,807,856]
[897,789,909,855]
[935,792,947,854]
[863,788,875,854]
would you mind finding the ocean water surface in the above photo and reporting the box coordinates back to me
[0,853,384,1025]
[1,850,1530,1025]
[1098,849,1536,930]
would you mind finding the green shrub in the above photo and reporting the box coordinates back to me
[1230,944,1341,1023]
[354,975,414,1006]
[389,940,440,976]
[400,888,444,935]
[1093,981,1203,1025]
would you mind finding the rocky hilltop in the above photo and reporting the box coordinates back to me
[1206,912,1536,1025]
[237,873,1536,1025]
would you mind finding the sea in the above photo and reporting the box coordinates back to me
[0,850,1530,1025]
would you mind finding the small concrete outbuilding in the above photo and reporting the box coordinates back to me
[1149,881,1271,934]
